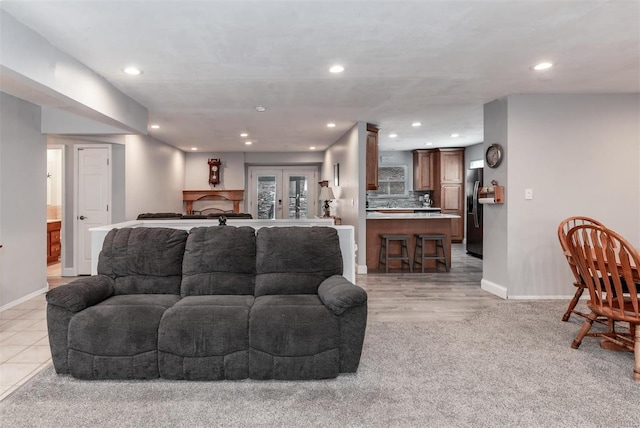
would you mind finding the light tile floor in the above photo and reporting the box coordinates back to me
[0,262,76,401]
[0,293,51,400]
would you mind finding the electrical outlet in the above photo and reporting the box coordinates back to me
[525,188,533,200]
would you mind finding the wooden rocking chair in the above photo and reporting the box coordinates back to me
[557,216,606,322]
[566,224,640,382]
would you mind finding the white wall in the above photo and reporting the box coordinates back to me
[323,123,367,271]
[483,94,640,299]
[244,152,324,165]
[0,10,147,134]
[124,135,185,219]
[185,152,245,190]
[0,93,47,308]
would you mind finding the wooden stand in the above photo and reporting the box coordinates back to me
[478,186,504,204]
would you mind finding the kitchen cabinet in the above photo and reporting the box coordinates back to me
[435,148,464,242]
[47,220,61,264]
[413,150,434,190]
[366,124,379,191]
[413,148,465,242]
[439,149,464,183]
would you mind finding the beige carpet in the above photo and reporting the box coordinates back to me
[1,301,638,427]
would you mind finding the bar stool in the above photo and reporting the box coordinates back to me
[413,234,449,272]
[378,234,412,273]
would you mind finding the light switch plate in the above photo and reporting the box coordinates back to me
[525,188,533,200]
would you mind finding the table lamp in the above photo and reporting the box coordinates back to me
[319,186,335,218]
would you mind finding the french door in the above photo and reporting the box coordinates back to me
[248,167,318,219]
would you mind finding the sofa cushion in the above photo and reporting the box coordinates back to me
[98,227,188,294]
[67,294,180,379]
[181,226,256,296]
[249,295,340,379]
[255,227,343,296]
[158,295,254,380]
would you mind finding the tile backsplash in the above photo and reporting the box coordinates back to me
[367,190,433,208]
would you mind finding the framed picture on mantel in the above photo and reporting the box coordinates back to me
[334,163,340,187]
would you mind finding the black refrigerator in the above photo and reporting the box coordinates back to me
[466,168,483,258]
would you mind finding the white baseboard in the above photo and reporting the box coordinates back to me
[0,286,48,311]
[356,264,367,275]
[481,279,507,299]
[508,295,579,300]
[62,267,76,277]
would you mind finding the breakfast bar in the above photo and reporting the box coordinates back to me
[366,213,461,271]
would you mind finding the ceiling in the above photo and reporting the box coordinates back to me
[1,1,638,153]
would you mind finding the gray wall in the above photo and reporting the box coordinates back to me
[483,94,640,299]
[0,93,47,308]
[323,123,367,271]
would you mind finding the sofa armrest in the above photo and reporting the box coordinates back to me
[46,275,115,313]
[318,275,367,316]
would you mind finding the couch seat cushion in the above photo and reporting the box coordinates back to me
[249,295,340,379]
[158,295,254,380]
[67,294,180,379]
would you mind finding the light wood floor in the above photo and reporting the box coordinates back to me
[357,243,501,322]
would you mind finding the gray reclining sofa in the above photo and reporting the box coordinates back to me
[46,226,367,380]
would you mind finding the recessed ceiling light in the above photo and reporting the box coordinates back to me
[425,142,433,146]
[327,123,336,128]
[240,133,248,137]
[329,65,345,73]
[412,122,422,127]
[123,66,143,75]
[389,134,398,138]
[310,146,316,150]
[245,141,252,145]
[150,124,160,129]
[533,62,553,71]
[255,105,266,112]
[190,147,198,151]
[450,133,460,138]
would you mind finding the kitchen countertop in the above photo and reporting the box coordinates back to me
[366,207,441,211]
[366,212,460,220]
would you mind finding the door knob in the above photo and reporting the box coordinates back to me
[78,215,87,220]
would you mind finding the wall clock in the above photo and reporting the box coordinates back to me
[208,158,221,186]
[485,144,503,168]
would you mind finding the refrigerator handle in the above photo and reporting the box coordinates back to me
[473,180,480,228]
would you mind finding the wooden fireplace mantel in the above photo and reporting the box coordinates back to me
[182,190,245,214]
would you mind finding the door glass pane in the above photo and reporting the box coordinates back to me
[257,175,277,219]
[287,175,308,219]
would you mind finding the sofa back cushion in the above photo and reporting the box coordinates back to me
[255,226,343,296]
[181,226,256,296]
[98,227,188,295]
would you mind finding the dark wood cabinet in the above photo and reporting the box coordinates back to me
[413,148,465,242]
[47,220,61,264]
[413,150,434,190]
[366,124,379,191]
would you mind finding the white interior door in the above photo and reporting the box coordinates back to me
[248,167,318,219]
[76,145,111,275]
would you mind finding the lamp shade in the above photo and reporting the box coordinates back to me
[319,186,335,200]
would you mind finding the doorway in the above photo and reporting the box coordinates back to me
[247,167,318,219]
[46,146,64,278]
